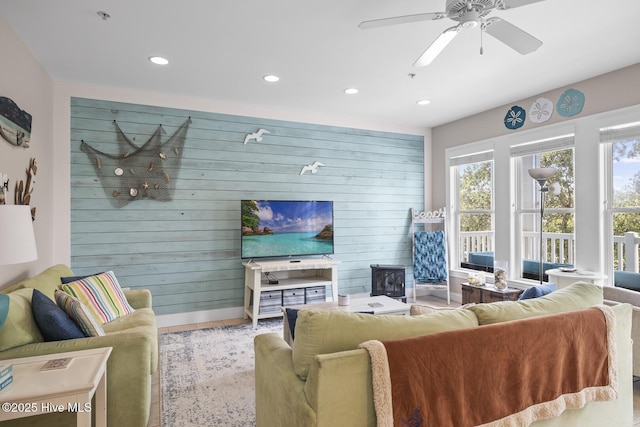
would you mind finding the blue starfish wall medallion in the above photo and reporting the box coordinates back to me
[556,88,585,117]
[504,105,526,130]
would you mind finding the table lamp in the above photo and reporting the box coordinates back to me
[0,205,38,265]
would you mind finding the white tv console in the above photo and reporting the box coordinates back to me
[243,258,339,328]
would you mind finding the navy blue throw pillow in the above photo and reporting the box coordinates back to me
[60,272,104,284]
[31,289,85,341]
[285,308,299,341]
[518,284,556,300]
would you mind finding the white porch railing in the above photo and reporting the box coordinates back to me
[521,231,575,265]
[460,231,640,273]
[613,231,640,272]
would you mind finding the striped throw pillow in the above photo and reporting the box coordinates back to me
[61,271,135,324]
[55,290,105,337]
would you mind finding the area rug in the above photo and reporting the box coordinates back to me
[161,319,283,427]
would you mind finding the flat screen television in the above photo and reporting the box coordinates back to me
[241,200,334,259]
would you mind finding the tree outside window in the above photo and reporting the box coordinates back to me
[517,146,574,281]
[456,160,493,270]
[610,138,640,271]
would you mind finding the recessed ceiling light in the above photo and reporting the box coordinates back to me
[417,99,431,106]
[263,75,280,82]
[344,88,359,95]
[149,56,169,65]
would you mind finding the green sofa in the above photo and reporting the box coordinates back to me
[603,284,640,377]
[255,283,633,426]
[0,264,158,427]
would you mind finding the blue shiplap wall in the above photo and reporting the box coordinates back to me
[70,97,424,316]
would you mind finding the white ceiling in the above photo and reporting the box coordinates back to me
[2,0,640,129]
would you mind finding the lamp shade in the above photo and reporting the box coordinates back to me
[547,182,561,195]
[528,167,557,182]
[0,205,38,265]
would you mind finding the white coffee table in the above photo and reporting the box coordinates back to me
[0,347,112,427]
[282,295,410,344]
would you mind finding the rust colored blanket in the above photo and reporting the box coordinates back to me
[360,306,618,427]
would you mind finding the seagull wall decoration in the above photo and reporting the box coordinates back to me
[300,161,326,175]
[243,128,270,144]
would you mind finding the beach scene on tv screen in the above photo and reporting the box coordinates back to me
[241,200,333,258]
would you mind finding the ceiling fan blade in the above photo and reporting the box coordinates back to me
[413,26,461,67]
[483,18,542,55]
[359,12,446,30]
[499,0,545,10]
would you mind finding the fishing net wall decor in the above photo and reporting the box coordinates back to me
[81,117,191,208]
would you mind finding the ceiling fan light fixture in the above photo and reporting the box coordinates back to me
[460,9,480,29]
[414,26,460,67]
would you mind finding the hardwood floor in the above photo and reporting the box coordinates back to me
[150,296,640,426]
[634,379,640,426]
[147,366,160,427]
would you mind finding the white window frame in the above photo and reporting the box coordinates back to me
[446,141,494,274]
[511,136,575,281]
[444,104,640,292]
[450,154,495,271]
[600,121,640,282]
[446,123,578,286]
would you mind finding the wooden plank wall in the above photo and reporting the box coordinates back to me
[70,97,424,316]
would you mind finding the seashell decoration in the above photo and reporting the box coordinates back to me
[529,97,553,124]
[80,117,192,208]
[494,261,508,290]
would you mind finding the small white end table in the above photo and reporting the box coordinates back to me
[545,268,607,289]
[0,347,112,427]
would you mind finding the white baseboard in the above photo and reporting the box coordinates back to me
[156,306,245,328]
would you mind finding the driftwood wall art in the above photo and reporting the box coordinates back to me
[15,158,37,220]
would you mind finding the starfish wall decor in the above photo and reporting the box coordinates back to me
[81,118,191,208]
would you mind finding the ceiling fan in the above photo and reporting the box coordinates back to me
[359,0,544,67]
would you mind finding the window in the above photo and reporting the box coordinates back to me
[450,154,494,272]
[444,104,640,288]
[602,122,640,283]
[513,137,575,281]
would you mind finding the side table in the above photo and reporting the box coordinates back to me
[545,268,607,289]
[0,347,112,427]
[462,282,523,304]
